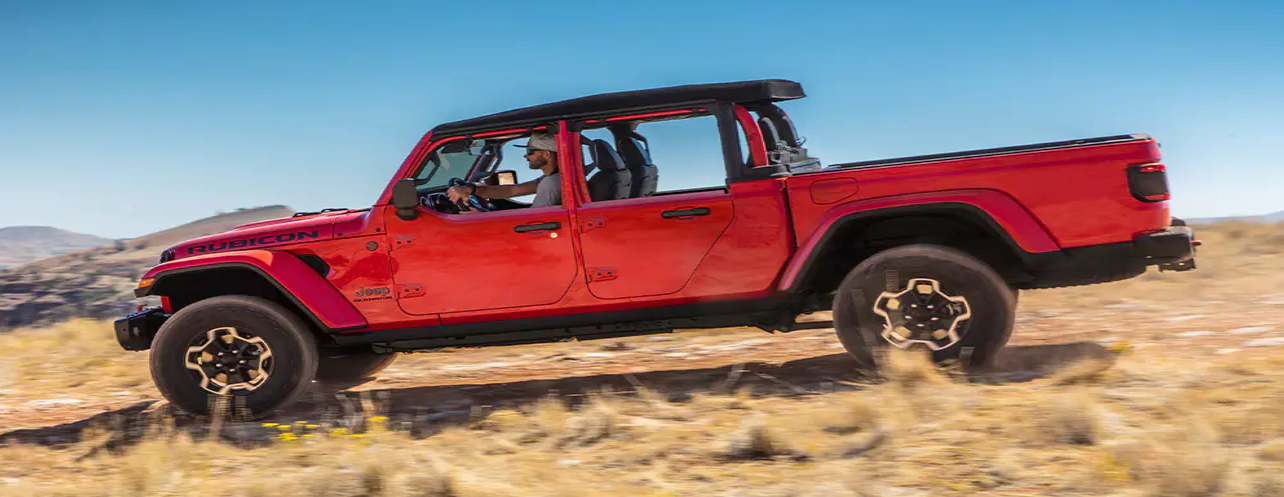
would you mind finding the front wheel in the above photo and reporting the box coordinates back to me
[149,295,319,418]
[832,244,1016,373]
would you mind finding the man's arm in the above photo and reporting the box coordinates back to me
[446,178,538,203]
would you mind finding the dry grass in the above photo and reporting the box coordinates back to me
[0,318,152,396]
[7,350,1283,496]
[1034,388,1100,445]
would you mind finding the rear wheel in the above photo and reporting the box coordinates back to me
[832,244,1016,373]
[149,295,318,418]
[315,348,399,381]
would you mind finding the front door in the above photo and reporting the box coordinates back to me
[383,204,577,315]
[382,130,578,316]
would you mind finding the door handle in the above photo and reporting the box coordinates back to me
[661,207,711,219]
[514,221,561,233]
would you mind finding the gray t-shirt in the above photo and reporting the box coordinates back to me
[531,172,562,208]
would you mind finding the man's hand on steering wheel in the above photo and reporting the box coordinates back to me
[444,184,474,204]
[445,178,490,212]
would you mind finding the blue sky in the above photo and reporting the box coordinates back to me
[1,0,1281,238]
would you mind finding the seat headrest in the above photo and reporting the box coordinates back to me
[581,135,598,175]
[615,132,652,167]
[592,139,628,172]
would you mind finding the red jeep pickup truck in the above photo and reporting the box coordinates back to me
[117,79,1196,417]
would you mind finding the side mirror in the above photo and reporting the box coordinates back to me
[487,170,517,186]
[391,179,419,221]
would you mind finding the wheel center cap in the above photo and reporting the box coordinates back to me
[872,278,973,351]
[184,327,274,395]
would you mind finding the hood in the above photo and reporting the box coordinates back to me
[226,208,356,232]
[165,210,365,261]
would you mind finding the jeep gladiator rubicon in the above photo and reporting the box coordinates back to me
[117,79,1197,417]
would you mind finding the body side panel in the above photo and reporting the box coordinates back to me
[776,189,1061,292]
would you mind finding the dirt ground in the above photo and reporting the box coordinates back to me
[1,221,1282,496]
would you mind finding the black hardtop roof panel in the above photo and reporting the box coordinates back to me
[432,79,804,135]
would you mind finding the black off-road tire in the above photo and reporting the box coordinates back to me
[149,295,319,419]
[315,348,399,381]
[832,244,1017,373]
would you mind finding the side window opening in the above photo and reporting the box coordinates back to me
[580,114,725,202]
[413,131,558,205]
[642,115,726,194]
[495,138,545,203]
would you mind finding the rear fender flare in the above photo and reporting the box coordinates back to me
[137,250,367,331]
[778,189,1061,293]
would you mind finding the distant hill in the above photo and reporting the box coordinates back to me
[1185,210,1284,225]
[0,206,294,330]
[0,226,113,269]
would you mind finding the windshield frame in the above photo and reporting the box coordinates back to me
[410,138,492,193]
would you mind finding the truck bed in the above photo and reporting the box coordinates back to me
[819,134,1151,171]
[784,133,1169,252]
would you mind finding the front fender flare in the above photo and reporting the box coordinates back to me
[136,250,368,331]
[778,189,1061,293]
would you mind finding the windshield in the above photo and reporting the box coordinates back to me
[413,139,486,192]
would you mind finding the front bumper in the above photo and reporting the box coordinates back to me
[1133,222,1197,271]
[114,307,170,351]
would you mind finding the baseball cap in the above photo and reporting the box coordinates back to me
[515,132,557,152]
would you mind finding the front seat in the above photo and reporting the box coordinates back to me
[615,130,658,198]
[586,139,631,202]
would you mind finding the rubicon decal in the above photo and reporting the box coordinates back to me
[186,230,321,255]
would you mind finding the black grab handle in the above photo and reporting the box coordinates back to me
[661,207,711,219]
[514,222,561,233]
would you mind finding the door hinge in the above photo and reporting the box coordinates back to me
[390,235,415,251]
[588,267,617,282]
[580,217,606,233]
[396,283,425,299]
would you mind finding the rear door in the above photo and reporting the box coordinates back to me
[576,190,734,299]
[572,113,735,300]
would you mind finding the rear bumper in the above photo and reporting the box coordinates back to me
[1133,223,1197,271]
[1020,219,1197,288]
[114,307,169,351]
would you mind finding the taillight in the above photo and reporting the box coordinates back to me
[1127,163,1170,202]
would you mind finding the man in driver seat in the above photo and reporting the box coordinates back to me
[446,131,562,208]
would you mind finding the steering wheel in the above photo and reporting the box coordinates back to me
[447,178,491,213]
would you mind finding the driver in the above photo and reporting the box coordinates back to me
[446,131,562,208]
